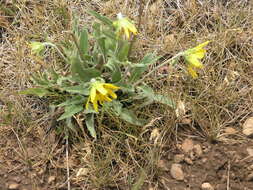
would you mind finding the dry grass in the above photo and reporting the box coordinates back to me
[1,0,253,189]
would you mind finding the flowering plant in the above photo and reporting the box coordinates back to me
[21,10,209,138]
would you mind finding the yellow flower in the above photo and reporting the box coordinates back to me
[86,81,120,112]
[113,13,137,39]
[30,42,46,55]
[184,41,210,78]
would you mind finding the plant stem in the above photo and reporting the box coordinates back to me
[133,52,183,87]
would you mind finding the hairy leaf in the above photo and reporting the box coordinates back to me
[19,88,50,98]
[85,113,97,139]
[58,104,83,121]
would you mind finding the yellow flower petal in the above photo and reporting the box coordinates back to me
[195,41,210,50]
[186,56,204,68]
[113,14,137,39]
[92,95,99,112]
[107,89,117,99]
[188,66,198,79]
[86,81,120,112]
[103,83,120,90]
[90,87,97,103]
[127,22,137,34]
[85,96,90,110]
[194,49,206,59]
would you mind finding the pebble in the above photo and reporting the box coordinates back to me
[201,182,214,190]
[184,157,193,165]
[8,183,20,190]
[246,172,253,181]
[181,139,194,153]
[174,154,184,163]
[201,158,207,163]
[242,117,253,137]
[170,163,184,181]
[157,159,169,171]
[193,144,203,157]
[246,148,253,157]
[247,164,253,170]
[48,176,56,184]
[224,127,237,134]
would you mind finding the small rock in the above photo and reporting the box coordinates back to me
[193,144,203,157]
[190,151,196,160]
[174,154,184,163]
[8,183,20,190]
[48,176,56,184]
[201,158,207,163]
[201,182,214,190]
[181,118,192,125]
[181,139,194,153]
[13,176,21,183]
[247,148,253,156]
[170,164,184,181]
[202,144,211,153]
[246,173,253,181]
[184,157,193,165]
[247,164,253,170]
[157,159,169,171]
[243,117,253,137]
[224,127,237,134]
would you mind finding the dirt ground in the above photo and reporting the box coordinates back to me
[1,124,253,190]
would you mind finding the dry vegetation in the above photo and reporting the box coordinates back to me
[1,0,253,189]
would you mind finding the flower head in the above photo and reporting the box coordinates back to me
[30,42,46,55]
[86,81,120,112]
[113,13,137,39]
[184,41,210,78]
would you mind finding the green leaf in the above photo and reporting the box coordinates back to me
[105,58,122,83]
[119,108,145,126]
[85,113,97,139]
[153,94,176,108]
[32,74,51,86]
[62,84,89,95]
[72,15,79,36]
[80,27,89,55]
[97,37,106,58]
[49,68,59,83]
[112,66,122,83]
[66,118,79,134]
[129,53,160,83]
[107,101,145,126]
[57,104,83,121]
[140,53,160,65]
[56,96,85,107]
[19,88,50,98]
[71,56,101,82]
[117,42,130,61]
[86,9,113,27]
[129,64,148,83]
[137,85,175,108]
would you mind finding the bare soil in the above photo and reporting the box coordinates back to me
[1,125,253,190]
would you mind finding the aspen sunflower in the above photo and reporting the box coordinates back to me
[184,41,210,78]
[86,81,120,112]
[113,13,137,39]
